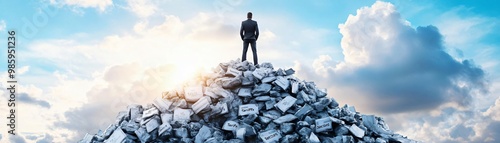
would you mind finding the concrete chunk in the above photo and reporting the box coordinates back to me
[238,88,252,97]
[222,120,240,131]
[349,124,365,138]
[173,108,193,121]
[273,76,290,90]
[259,129,281,143]
[273,114,297,124]
[274,96,297,113]
[153,97,173,113]
[192,96,211,114]
[225,67,242,77]
[184,86,204,102]
[238,104,259,116]
[105,129,126,143]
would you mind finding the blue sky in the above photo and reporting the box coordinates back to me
[1,0,500,142]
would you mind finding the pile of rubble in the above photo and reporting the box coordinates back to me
[80,60,417,143]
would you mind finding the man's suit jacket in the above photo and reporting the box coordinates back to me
[240,19,259,40]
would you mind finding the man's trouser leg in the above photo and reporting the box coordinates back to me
[242,40,250,62]
[250,40,258,65]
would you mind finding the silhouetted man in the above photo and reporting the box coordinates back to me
[240,12,259,66]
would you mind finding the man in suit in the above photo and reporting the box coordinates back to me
[240,12,259,66]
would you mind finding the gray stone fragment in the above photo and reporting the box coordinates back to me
[280,123,294,134]
[315,117,332,132]
[184,86,204,102]
[281,134,299,143]
[284,68,295,75]
[180,137,193,143]
[158,123,172,137]
[225,67,242,77]
[175,127,189,138]
[298,127,312,137]
[145,116,161,133]
[349,124,365,138]
[265,99,276,110]
[309,132,321,143]
[273,76,290,90]
[237,88,252,97]
[122,121,140,134]
[238,104,259,116]
[243,114,258,124]
[258,129,281,143]
[236,128,246,140]
[274,96,297,113]
[362,115,391,136]
[222,120,239,131]
[255,96,271,101]
[195,125,213,143]
[334,125,350,136]
[103,124,117,139]
[173,108,193,121]
[192,96,211,114]
[261,76,277,83]
[273,114,297,124]
[258,116,272,124]
[134,127,151,143]
[375,137,388,143]
[294,104,313,120]
[153,97,173,113]
[262,110,281,119]
[80,133,94,143]
[105,129,127,143]
[222,77,242,89]
[160,113,173,124]
[252,83,272,96]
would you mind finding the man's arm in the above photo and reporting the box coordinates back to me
[240,22,244,40]
[255,22,259,40]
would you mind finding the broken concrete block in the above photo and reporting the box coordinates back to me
[254,96,271,101]
[153,97,173,113]
[309,132,321,143]
[258,129,281,143]
[195,125,213,143]
[273,76,290,90]
[174,127,189,138]
[261,76,277,83]
[160,113,173,124]
[222,120,240,131]
[273,114,297,124]
[274,96,297,113]
[238,88,252,97]
[222,77,242,89]
[192,96,211,114]
[315,117,332,132]
[236,128,246,140]
[173,108,193,121]
[349,124,365,138]
[252,68,267,80]
[280,123,294,134]
[226,67,242,77]
[184,86,204,102]
[80,133,94,143]
[294,104,313,120]
[262,110,281,120]
[252,83,272,96]
[135,127,152,143]
[105,129,126,143]
[284,68,295,75]
[238,104,259,116]
[145,116,161,133]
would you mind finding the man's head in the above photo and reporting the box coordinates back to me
[247,12,252,19]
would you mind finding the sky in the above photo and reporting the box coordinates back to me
[0,0,499,142]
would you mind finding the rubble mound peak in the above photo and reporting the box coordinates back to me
[80,59,417,143]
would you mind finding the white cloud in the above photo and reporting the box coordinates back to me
[0,20,6,31]
[125,0,157,18]
[292,1,493,142]
[51,0,113,12]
